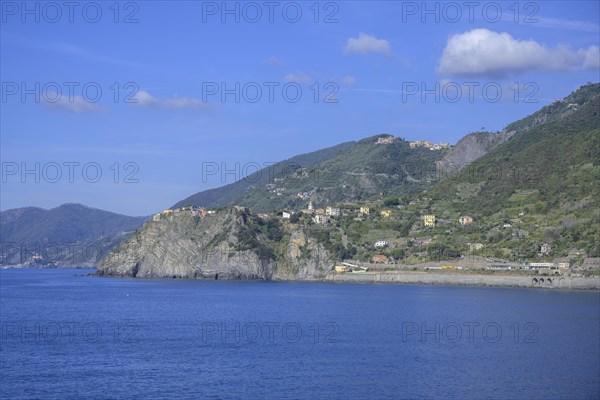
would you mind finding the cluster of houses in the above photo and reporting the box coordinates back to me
[279,201,397,226]
[152,206,215,221]
[375,135,451,150]
[415,214,476,227]
[281,201,342,225]
[420,214,475,227]
[278,205,477,230]
[408,141,450,150]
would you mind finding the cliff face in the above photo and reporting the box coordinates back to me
[276,229,332,280]
[436,131,512,175]
[97,208,333,280]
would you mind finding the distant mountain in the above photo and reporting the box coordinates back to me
[0,203,148,267]
[175,135,448,213]
[173,141,355,210]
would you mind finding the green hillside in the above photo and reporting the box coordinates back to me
[433,84,600,214]
[396,83,600,262]
[172,141,355,209]
[236,135,447,212]
[174,135,448,213]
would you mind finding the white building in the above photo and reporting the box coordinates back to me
[374,240,389,248]
[313,215,329,225]
[540,243,552,255]
[326,207,341,217]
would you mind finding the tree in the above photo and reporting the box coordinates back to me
[383,197,400,207]
[390,248,405,259]
[290,213,300,224]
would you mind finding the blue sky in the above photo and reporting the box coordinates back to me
[1,0,599,216]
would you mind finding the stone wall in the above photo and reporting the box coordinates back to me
[325,272,600,290]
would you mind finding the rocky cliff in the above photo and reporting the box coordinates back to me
[97,207,334,280]
[436,131,512,175]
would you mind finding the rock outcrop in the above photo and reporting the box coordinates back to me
[436,131,512,176]
[97,208,333,280]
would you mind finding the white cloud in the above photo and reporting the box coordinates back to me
[342,75,357,85]
[437,28,600,77]
[283,72,313,84]
[42,93,105,113]
[343,33,392,56]
[131,90,207,110]
[132,90,160,107]
[580,46,600,69]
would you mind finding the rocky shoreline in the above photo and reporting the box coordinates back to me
[90,269,600,290]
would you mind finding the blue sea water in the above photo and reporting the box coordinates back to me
[0,268,599,400]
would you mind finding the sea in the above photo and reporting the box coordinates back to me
[1,268,599,400]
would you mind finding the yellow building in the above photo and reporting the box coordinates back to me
[360,206,370,215]
[423,214,436,226]
[335,265,350,272]
[380,210,392,218]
